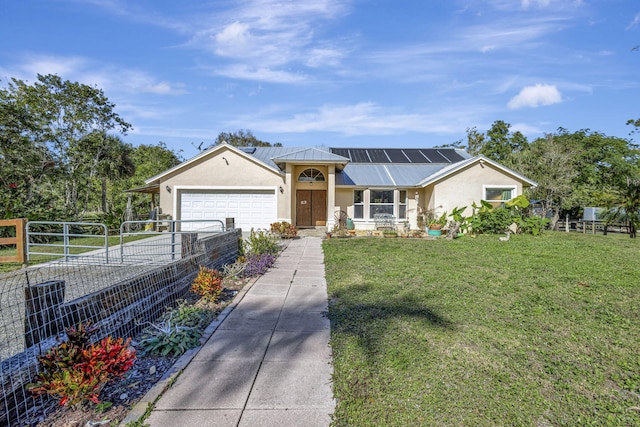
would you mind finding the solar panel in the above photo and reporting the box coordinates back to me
[421,149,447,163]
[332,148,351,160]
[438,149,465,163]
[402,149,429,163]
[330,147,464,164]
[386,149,411,163]
[368,149,388,163]
[351,149,371,163]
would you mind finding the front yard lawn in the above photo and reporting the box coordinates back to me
[324,232,639,426]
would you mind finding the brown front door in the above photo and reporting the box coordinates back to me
[296,190,327,227]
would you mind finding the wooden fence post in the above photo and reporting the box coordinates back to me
[0,218,27,264]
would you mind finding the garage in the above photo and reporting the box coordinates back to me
[179,189,277,231]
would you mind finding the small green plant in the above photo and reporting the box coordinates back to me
[138,302,215,357]
[138,319,202,357]
[245,229,280,255]
[27,322,136,407]
[169,300,217,328]
[191,266,224,301]
[270,221,298,238]
[517,216,550,235]
[382,229,398,237]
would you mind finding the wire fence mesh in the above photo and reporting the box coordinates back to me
[0,228,241,426]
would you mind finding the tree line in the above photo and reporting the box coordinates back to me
[2,74,639,236]
[452,120,640,235]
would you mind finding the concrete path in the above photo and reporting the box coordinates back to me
[145,237,335,427]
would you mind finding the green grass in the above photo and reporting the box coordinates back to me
[0,234,151,272]
[324,232,640,426]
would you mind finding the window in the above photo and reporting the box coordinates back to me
[484,186,515,207]
[369,190,394,218]
[298,168,325,182]
[354,190,364,219]
[398,190,407,219]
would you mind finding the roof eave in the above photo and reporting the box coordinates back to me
[418,155,538,188]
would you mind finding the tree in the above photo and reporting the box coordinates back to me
[604,177,640,238]
[109,142,183,221]
[513,134,578,228]
[465,120,528,165]
[83,132,136,213]
[0,83,59,220]
[211,129,282,148]
[514,128,640,226]
[5,74,132,217]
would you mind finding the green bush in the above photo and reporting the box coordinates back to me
[245,229,280,256]
[139,320,202,357]
[471,207,513,234]
[517,216,550,236]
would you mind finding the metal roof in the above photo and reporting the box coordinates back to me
[336,163,453,187]
[271,147,349,164]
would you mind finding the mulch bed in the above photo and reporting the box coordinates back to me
[20,278,249,427]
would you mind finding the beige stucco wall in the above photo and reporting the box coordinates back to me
[431,162,523,217]
[158,147,287,220]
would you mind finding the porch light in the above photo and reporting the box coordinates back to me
[279,186,284,194]
[165,185,171,193]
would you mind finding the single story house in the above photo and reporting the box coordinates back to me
[144,143,536,231]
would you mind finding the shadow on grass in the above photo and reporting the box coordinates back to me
[327,283,454,360]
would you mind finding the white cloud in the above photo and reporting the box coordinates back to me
[627,13,640,30]
[522,0,552,8]
[508,84,562,109]
[209,64,308,84]
[3,54,186,96]
[232,102,486,136]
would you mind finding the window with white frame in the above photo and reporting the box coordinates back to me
[484,186,516,207]
[353,189,364,219]
[298,168,325,182]
[369,189,394,218]
[398,190,407,219]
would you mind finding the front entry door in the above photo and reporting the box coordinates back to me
[296,190,327,227]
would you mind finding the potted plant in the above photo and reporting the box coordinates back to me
[427,211,447,235]
[382,229,398,238]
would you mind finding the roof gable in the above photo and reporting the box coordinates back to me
[418,155,537,188]
[145,143,282,184]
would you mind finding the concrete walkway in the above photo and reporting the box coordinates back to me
[145,237,335,427]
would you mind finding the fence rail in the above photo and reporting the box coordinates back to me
[26,221,109,263]
[119,219,226,263]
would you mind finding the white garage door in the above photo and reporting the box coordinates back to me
[179,190,277,231]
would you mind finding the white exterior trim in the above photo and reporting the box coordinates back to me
[482,184,518,201]
[174,185,279,229]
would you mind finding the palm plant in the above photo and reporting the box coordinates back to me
[603,177,640,238]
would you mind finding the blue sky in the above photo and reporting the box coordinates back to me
[1,0,639,159]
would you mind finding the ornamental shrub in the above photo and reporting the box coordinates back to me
[191,266,224,301]
[270,221,298,238]
[245,229,280,256]
[243,253,277,277]
[27,322,135,407]
[471,207,513,234]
